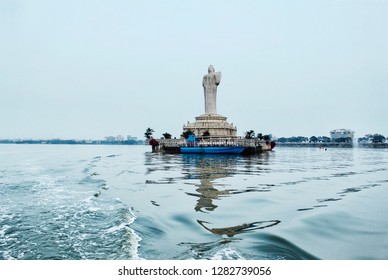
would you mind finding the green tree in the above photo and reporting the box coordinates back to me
[263,134,271,141]
[162,132,172,139]
[309,136,318,143]
[144,127,154,139]
[181,130,194,139]
[372,134,386,143]
[245,130,255,139]
[202,130,210,137]
[257,133,263,140]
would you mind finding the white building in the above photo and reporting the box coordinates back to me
[330,129,354,142]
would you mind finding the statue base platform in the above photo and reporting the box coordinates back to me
[183,113,237,137]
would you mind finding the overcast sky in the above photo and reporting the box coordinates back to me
[1,0,387,140]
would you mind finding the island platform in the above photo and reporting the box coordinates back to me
[151,136,276,155]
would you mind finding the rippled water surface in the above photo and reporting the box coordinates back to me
[1,144,387,260]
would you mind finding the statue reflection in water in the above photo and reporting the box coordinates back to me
[182,154,236,212]
[181,154,280,237]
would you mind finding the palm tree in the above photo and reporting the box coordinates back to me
[144,127,154,139]
[245,130,255,139]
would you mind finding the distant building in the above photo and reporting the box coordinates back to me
[105,135,137,142]
[105,136,116,142]
[330,129,354,143]
[127,135,137,141]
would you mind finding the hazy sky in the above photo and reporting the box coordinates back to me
[1,0,387,140]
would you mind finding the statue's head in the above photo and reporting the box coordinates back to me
[208,65,215,74]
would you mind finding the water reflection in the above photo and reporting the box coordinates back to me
[181,154,238,212]
[144,152,180,175]
[144,152,282,249]
[180,153,281,239]
[197,219,281,238]
[181,154,272,213]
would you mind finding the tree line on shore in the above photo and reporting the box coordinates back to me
[277,134,386,144]
[144,127,386,144]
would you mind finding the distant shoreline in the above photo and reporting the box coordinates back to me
[276,142,388,148]
[0,139,144,145]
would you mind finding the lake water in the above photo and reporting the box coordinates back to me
[1,144,387,260]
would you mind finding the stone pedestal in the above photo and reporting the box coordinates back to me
[183,113,237,137]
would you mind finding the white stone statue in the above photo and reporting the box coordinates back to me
[202,65,222,115]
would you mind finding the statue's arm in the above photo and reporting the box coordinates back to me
[215,72,222,85]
